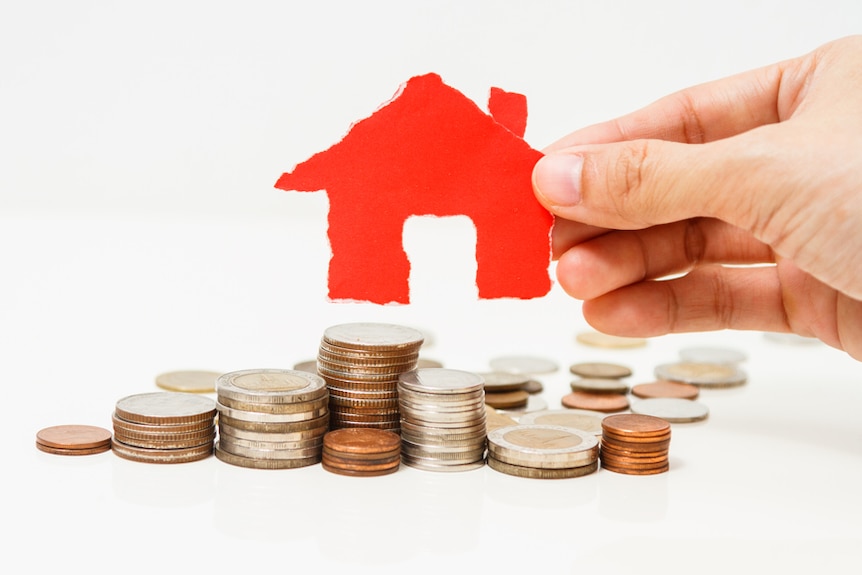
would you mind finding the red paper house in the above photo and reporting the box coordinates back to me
[275,73,553,304]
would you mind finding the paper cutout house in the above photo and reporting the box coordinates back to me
[275,73,553,304]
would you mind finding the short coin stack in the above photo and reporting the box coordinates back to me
[321,428,402,477]
[480,371,531,410]
[398,368,487,472]
[600,413,671,475]
[36,424,113,456]
[111,392,217,464]
[317,322,424,433]
[215,368,329,469]
[487,424,599,479]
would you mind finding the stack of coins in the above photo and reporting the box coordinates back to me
[487,424,599,479]
[36,424,113,456]
[480,371,530,410]
[321,428,401,476]
[600,413,671,475]
[111,392,217,464]
[215,368,329,469]
[562,361,632,413]
[398,368,487,472]
[317,322,424,433]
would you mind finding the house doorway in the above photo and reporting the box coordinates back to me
[402,215,479,303]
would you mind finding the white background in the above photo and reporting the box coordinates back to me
[3,2,862,573]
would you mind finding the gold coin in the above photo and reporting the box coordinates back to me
[155,370,221,393]
[631,380,700,400]
[569,362,632,379]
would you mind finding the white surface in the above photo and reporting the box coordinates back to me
[4,2,862,573]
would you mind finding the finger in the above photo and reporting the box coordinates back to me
[543,51,814,152]
[581,265,789,336]
[550,217,607,260]
[556,218,774,300]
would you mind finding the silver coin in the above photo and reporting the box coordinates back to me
[217,369,327,404]
[323,322,425,351]
[215,402,328,423]
[488,355,559,375]
[115,392,216,421]
[678,346,747,364]
[398,368,485,395]
[654,361,747,388]
[476,371,531,392]
[517,408,607,436]
[487,424,599,469]
[630,397,709,423]
[570,378,630,394]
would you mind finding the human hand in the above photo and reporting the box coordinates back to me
[532,35,862,360]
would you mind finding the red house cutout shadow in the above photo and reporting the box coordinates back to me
[275,73,553,305]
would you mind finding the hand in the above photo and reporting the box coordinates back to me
[532,35,862,360]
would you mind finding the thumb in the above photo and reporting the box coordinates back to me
[532,139,745,230]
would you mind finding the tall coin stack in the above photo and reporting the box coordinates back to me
[599,413,671,475]
[215,368,330,469]
[317,322,424,433]
[397,368,487,472]
[111,392,217,464]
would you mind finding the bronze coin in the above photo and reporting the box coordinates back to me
[323,427,401,454]
[36,443,112,456]
[599,446,668,463]
[601,436,671,453]
[601,461,670,475]
[112,412,213,435]
[601,429,671,445]
[321,452,401,468]
[631,380,700,400]
[601,413,671,438]
[36,425,112,450]
[484,390,529,409]
[321,461,400,477]
[561,391,629,413]
[322,447,401,464]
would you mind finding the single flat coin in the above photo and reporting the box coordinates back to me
[477,371,531,392]
[576,331,647,349]
[114,392,217,425]
[214,442,320,469]
[36,425,112,450]
[155,370,221,393]
[323,322,425,351]
[678,346,747,364]
[323,428,401,455]
[321,461,400,477]
[484,390,529,409]
[524,379,544,394]
[292,359,319,374]
[631,380,699,400]
[561,391,629,413]
[217,369,328,404]
[400,454,486,472]
[630,397,709,423]
[487,457,598,479]
[570,378,630,394]
[487,424,598,469]
[488,355,559,375]
[111,440,213,464]
[602,413,671,438]
[601,461,670,475]
[519,409,606,436]
[36,443,112,456]
[398,368,485,395]
[569,362,632,379]
[654,361,747,388]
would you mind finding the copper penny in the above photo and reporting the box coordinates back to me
[600,443,669,461]
[601,413,670,438]
[36,425,112,450]
[601,429,671,445]
[321,461,400,476]
[561,391,629,413]
[631,380,700,400]
[484,390,529,409]
[323,428,401,454]
[601,461,670,475]
[36,443,113,456]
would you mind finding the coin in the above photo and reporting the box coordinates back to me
[524,379,544,394]
[36,425,112,455]
[488,457,598,479]
[487,424,599,469]
[488,355,559,375]
[155,370,221,393]
[114,392,217,425]
[416,357,444,369]
[322,322,425,351]
[631,380,699,400]
[497,395,548,415]
[323,428,401,455]
[292,359,319,374]
[601,461,670,475]
[399,453,485,472]
[111,440,213,464]
[214,442,320,469]
[217,369,328,404]
[569,362,632,379]
[398,368,485,395]
[570,378,630,394]
[601,414,671,438]
[678,346,747,364]
[630,397,709,423]
[561,391,629,413]
[216,402,328,423]
[477,371,531,393]
[518,409,606,436]
[484,390,529,409]
[576,331,647,349]
[218,395,330,414]
[654,361,747,388]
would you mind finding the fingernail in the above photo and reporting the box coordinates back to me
[533,153,583,206]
